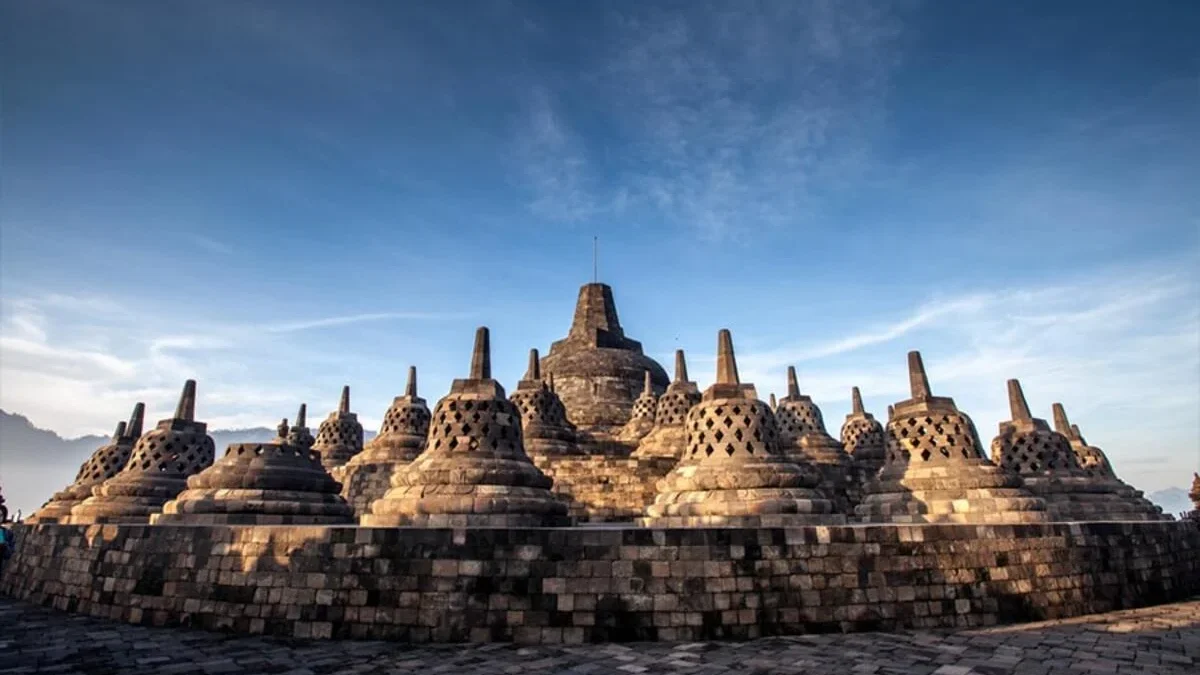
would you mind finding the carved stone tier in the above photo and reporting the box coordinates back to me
[312,386,364,471]
[510,348,581,457]
[632,350,701,460]
[69,381,215,524]
[362,327,569,527]
[991,380,1167,522]
[29,403,145,523]
[154,418,353,525]
[286,404,315,451]
[855,354,1049,525]
[643,330,842,527]
[541,283,668,445]
[775,366,854,512]
[616,371,658,444]
[340,366,430,516]
[532,455,678,522]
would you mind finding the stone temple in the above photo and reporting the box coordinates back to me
[3,281,1197,646]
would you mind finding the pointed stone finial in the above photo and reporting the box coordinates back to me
[174,380,197,421]
[405,366,418,397]
[112,421,127,441]
[338,386,350,414]
[907,351,931,400]
[127,402,145,439]
[1006,379,1032,421]
[715,329,739,385]
[1051,403,1071,436]
[277,418,289,438]
[470,327,491,380]
[296,403,307,428]
[852,387,864,415]
[786,366,800,398]
[525,348,541,381]
[887,404,895,419]
[769,393,777,409]
[548,372,556,393]
[1070,424,1085,444]
[674,349,689,383]
[642,370,652,395]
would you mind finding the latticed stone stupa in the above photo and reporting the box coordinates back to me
[28,403,145,523]
[69,380,216,524]
[855,353,1049,524]
[312,386,364,472]
[990,379,1167,521]
[632,350,701,459]
[775,366,855,510]
[154,416,354,525]
[616,370,658,444]
[541,283,668,447]
[286,403,315,451]
[643,330,842,526]
[362,327,569,527]
[510,348,581,457]
[340,366,430,516]
[1188,473,1200,521]
[1051,403,1116,478]
[840,387,886,476]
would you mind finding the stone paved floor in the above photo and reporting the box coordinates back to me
[1,598,1197,675]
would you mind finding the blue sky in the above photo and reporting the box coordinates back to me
[1,1,1197,497]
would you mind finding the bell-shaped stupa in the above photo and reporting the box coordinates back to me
[617,371,658,444]
[1051,403,1116,478]
[29,403,145,523]
[362,327,569,526]
[510,348,581,457]
[841,387,886,475]
[340,366,430,515]
[312,386,364,471]
[643,330,842,526]
[154,414,354,525]
[541,283,669,448]
[855,353,1049,524]
[286,404,315,451]
[632,350,701,459]
[775,366,854,510]
[69,381,215,524]
[990,380,1167,521]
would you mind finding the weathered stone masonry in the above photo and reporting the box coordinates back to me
[3,521,1196,643]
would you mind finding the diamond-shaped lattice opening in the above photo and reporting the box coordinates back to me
[724,444,735,456]
[920,448,932,461]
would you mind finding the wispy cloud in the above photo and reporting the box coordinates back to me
[264,311,472,334]
[516,88,599,223]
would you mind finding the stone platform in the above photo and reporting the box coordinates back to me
[0,595,1197,674]
[2,521,1197,644]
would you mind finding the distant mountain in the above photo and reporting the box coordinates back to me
[0,409,375,518]
[1147,487,1193,517]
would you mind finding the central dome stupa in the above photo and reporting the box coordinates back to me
[541,283,668,447]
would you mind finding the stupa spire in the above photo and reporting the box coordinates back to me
[174,380,197,421]
[338,386,350,415]
[851,387,864,415]
[1007,379,1033,422]
[126,402,145,439]
[295,403,307,428]
[405,366,418,397]
[469,327,491,380]
[525,348,541,381]
[908,351,932,400]
[642,369,652,395]
[1052,403,1072,437]
[769,393,777,410]
[277,418,289,439]
[786,366,800,398]
[674,349,689,383]
[715,329,739,385]
[111,421,127,441]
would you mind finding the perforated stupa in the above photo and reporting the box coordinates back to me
[840,387,886,476]
[632,350,701,459]
[69,381,216,524]
[312,386,364,471]
[541,283,668,447]
[510,348,581,457]
[1051,403,1116,478]
[154,415,354,525]
[855,353,1049,524]
[775,366,854,510]
[617,371,658,444]
[340,366,430,516]
[28,403,145,523]
[362,327,569,527]
[990,379,1167,521]
[643,330,842,527]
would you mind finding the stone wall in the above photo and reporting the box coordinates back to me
[533,456,677,522]
[3,522,1197,643]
